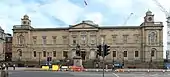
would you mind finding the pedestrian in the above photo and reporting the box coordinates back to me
[6,63,8,70]
[96,63,99,68]
[112,64,115,71]
[13,64,15,70]
[2,63,6,70]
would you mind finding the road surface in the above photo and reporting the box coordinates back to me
[7,71,170,77]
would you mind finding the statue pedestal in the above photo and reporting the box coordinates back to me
[73,56,83,67]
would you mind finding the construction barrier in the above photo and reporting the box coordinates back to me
[52,65,59,71]
[71,66,84,72]
[42,66,49,70]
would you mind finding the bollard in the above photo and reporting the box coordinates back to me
[128,70,130,73]
[162,70,165,73]
[96,69,99,72]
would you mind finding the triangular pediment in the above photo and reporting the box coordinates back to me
[69,20,99,29]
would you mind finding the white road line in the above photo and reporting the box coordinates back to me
[112,73,119,77]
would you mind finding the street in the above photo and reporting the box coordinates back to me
[7,71,170,77]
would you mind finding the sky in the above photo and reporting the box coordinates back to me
[0,0,170,58]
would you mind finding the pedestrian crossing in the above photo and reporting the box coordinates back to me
[113,73,170,77]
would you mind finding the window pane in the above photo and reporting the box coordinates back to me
[42,36,46,45]
[135,51,138,57]
[53,51,56,57]
[73,40,76,44]
[52,36,56,44]
[33,51,36,57]
[124,51,127,57]
[43,51,46,57]
[63,51,68,58]
[151,50,154,57]
[19,51,22,56]
[113,51,116,57]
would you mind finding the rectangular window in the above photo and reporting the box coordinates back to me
[73,40,76,44]
[135,51,138,57]
[42,36,47,45]
[81,35,86,44]
[72,36,77,44]
[101,35,105,43]
[53,51,56,57]
[124,51,127,57]
[63,51,68,58]
[113,51,116,57]
[43,51,46,57]
[151,51,154,57]
[63,36,67,44]
[52,36,57,44]
[47,52,49,56]
[134,34,139,43]
[112,35,117,43]
[33,36,37,44]
[90,35,96,45]
[33,51,36,57]
[123,35,128,43]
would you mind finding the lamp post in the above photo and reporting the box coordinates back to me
[149,50,153,69]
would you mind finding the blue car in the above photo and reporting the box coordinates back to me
[114,62,123,69]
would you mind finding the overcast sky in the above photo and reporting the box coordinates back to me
[0,0,170,58]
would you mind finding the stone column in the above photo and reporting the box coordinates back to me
[89,50,95,59]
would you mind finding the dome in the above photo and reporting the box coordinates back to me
[146,10,152,15]
[23,14,29,19]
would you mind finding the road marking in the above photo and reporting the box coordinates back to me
[112,73,119,77]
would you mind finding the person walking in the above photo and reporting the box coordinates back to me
[13,64,15,70]
[112,64,115,71]
[6,63,8,70]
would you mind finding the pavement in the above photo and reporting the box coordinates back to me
[6,71,170,77]
[4,67,170,72]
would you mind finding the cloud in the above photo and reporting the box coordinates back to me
[84,12,103,24]
[0,0,170,58]
[39,0,84,25]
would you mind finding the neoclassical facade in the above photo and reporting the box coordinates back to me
[12,11,164,63]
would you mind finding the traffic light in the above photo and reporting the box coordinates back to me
[104,44,110,57]
[97,45,102,56]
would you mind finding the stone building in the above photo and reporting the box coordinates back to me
[4,33,12,61]
[0,26,5,61]
[12,11,164,67]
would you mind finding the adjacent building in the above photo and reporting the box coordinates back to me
[0,26,5,61]
[4,33,12,61]
[12,11,164,67]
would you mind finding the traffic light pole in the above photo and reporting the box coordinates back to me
[101,39,105,77]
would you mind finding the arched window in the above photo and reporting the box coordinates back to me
[43,51,46,57]
[17,49,22,57]
[148,31,157,44]
[33,51,36,57]
[18,34,25,44]
[151,48,156,57]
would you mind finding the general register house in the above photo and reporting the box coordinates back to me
[12,11,163,63]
